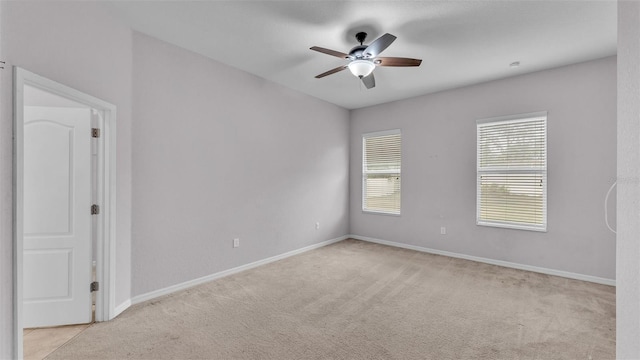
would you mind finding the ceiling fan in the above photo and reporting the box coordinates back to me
[310,32,422,89]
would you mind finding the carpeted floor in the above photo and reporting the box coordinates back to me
[48,239,615,359]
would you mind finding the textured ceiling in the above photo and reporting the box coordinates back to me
[107,1,617,110]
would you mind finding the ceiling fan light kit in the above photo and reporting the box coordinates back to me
[348,60,375,78]
[310,32,422,89]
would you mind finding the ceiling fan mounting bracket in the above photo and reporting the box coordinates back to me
[355,32,367,45]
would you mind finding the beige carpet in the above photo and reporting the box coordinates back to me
[48,239,615,359]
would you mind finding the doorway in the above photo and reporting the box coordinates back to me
[13,68,117,359]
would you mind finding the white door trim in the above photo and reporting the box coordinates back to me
[13,67,117,359]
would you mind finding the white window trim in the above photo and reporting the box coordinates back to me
[476,111,548,232]
[362,129,401,216]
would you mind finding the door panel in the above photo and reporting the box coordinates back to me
[23,249,72,300]
[24,120,73,235]
[23,106,93,328]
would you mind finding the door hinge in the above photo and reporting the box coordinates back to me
[91,204,100,215]
[90,281,99,292]
[91,128,100,138]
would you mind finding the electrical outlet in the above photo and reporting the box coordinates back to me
[233,238,240,248]
[315,222,320,230]
[440,227,446,235]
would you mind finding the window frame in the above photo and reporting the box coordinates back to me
[362,129,402,216]
[476,111,548,232]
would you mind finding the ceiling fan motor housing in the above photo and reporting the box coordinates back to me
[348,45,368,59]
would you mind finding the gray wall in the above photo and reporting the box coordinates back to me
[131,33,350,296]
[350,56,617,281]
[0,3,9,357]
[617,1,640,357]
[0,2,134,357]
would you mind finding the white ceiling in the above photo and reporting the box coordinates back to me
[106,1,617,110]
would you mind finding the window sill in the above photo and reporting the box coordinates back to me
[477,221,547,232]
[362,210,401,217]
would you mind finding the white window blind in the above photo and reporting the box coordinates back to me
[477,112,547,231]
[363,130,401,215]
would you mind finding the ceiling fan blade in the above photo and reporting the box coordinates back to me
[315,65,348,78]
[376,57,422,67]
[363,33,396,58]
[310,46,349,59]
[361,73,376,89]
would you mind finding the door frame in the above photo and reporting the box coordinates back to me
[13,67,117,359]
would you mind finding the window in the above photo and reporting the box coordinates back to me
[363,129,401,215]
[477,112,547,231]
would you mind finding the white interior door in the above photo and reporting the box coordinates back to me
[23,106,93,328]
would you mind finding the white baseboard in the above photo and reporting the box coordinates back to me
[131,235,349,305]
[113,299,131,318]
[350,234,616,287]
[117,233,615,313]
